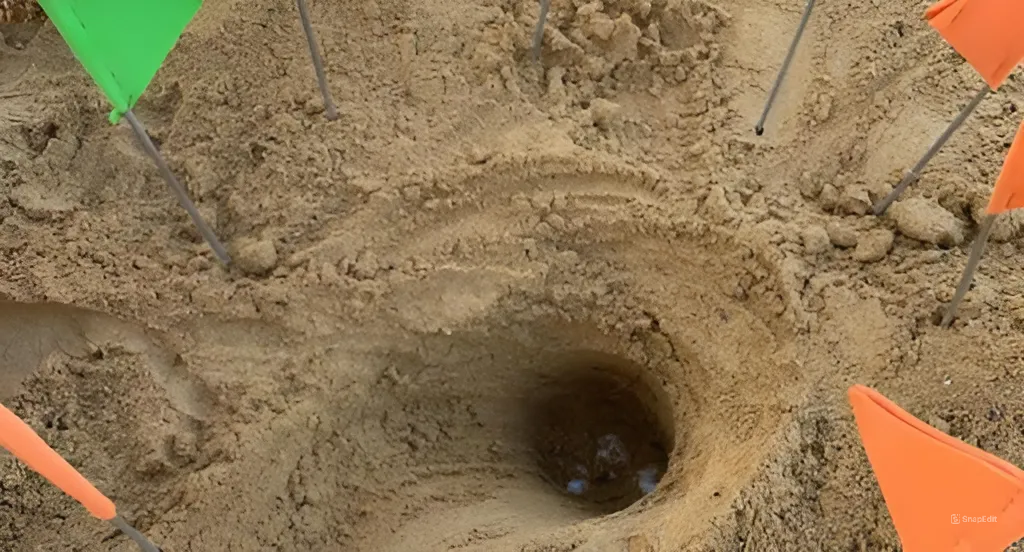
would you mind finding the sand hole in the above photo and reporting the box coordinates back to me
[530,353,673,514]
[322,230,802,551]
[324,316,702,552]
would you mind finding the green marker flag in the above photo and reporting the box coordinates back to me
[37,0,201,123]
[34,0,231,265]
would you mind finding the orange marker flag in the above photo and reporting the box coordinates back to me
[843,387,1024,548]
[0,402,117,520]
[848,385,1024,551]
[926,0,1024,90]
[986,118,1024,215]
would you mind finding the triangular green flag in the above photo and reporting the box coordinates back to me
[37,0,201,123]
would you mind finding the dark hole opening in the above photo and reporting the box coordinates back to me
[529,355,673,515]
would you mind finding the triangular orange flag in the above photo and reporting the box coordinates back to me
[926,0,1024,90]
[986,118,1024,215]
[849,385,1024,551]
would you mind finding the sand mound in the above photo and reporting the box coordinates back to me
[2,0,1024,550]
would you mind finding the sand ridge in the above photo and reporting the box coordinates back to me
[2,0,1024,550]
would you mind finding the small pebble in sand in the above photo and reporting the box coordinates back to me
[825,221,858,248]
[889,197,964,247]
[818,184,840,211]
[797,171,823,199]
[233,237,279,276]
[853,229,894,263]
[837,187,871,216]
[800,225,831,255]
[590,98,623,130]
[351,250,381,280]
[584,12,616,41]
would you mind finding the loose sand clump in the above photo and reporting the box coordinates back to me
[2,0,1024,551]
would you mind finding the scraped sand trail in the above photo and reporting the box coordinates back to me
[2,0,1024,550]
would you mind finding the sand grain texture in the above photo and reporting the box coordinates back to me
[2,0,1024,550]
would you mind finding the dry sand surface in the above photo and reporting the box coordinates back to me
[2,0,1024,550]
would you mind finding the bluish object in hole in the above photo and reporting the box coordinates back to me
[567,478,588,495]
[637,465,659,495]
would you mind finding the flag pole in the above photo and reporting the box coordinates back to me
[296,0,339,121]
[941,213,997,327]
[110,516,161,552]
[123,110,231,266]
[755,0,816,136]
[532,0,552,63]
[873,86,989,215]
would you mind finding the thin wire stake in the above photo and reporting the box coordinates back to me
[296,0,339,121]
[873,86,989,215]
[110,515,161,552]
[941,213,996,328]
[532,0,552,63]
[124,110,231,266]
[755,0,816,136]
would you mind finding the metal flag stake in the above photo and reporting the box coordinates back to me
[941,214,996,328]
[296,0,339,120]
[873,87,989,216]
[532,0,552,63]
[124,110,231,266]
[755,0,816,136]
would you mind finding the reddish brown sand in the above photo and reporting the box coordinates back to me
[2,0,1024,550]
